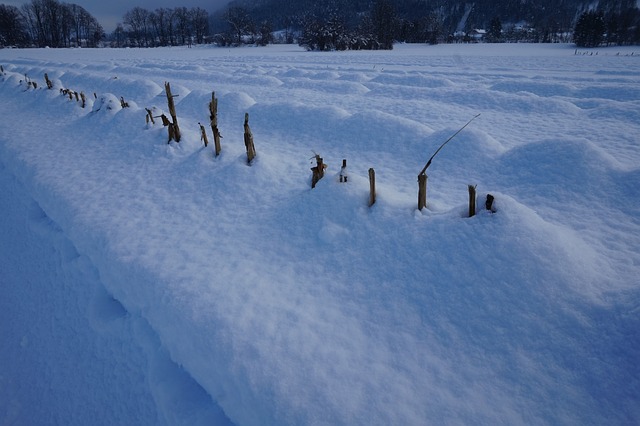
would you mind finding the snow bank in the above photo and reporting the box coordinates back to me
[1,43,639,425]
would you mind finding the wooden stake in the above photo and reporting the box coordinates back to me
[468,185,477,217]
[209,92,222,157]
[369,168,376,207]
[199,123,209,147]
[80,92,86,108]
[164,82,181,142]
[418,173,428,210]
[244,113,256,164]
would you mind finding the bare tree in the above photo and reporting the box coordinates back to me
[0,4,29,47]
[225,6,254,45]
[191,7,209,44]
[123,7,151,47]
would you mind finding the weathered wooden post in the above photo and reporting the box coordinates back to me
[310,154,326,188]
[369,168,376,207]
[417,173,428,210]
[164,82,181,142]
[468,185,477,217]
[209,92,222,157]
[339,159,348,182]
[80,92,86,108]
[244,113,256,164]
[199,123,209,147]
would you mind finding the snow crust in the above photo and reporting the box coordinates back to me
[1,43,639,425]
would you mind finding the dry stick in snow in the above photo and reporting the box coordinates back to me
[468,185,477,217]
[417,113,480,210]
[44,73,53,89]
[164,82,181,142]
[369,168,376,207]
[209,92,222,157]
[199,123,209,147]
[244,113,256,164]
[145,108,155,124]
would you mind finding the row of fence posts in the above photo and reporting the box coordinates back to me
[7,68,494,215]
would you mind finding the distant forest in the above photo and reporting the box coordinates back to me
[1,0,639,49]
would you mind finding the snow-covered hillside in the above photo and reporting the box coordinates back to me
[1,43,639,425]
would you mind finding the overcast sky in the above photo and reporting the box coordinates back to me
[5,0,232,33]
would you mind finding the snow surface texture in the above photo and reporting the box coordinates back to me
[1,44,639,425]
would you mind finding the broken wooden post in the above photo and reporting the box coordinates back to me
[244,113,256,164]
[369,168,376,207]
[164,82,181,142]
[44,73,53,89]
[468,185,477,217]
[417,173,428,210]
[209,92,222,157]
[339,159,348,182]
[310,154,326,188]
[199,123,209,147]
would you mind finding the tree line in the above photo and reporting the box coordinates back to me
[114,6,209,48]
[2,0,640,49]
[1,0,103,47]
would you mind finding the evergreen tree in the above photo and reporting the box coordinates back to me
[574,10,605,47]
[372,0,395,49]
[487,17,502,42]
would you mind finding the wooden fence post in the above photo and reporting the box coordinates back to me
[244,113,256,164]
[369,168,376,207]
[468,185,477,217]
[165,82,181,142]
[417,173,428,210]
[209,92,222,157]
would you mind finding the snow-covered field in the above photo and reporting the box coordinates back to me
[1,43,639,425]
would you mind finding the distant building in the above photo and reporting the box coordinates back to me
[468,29,487,41]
